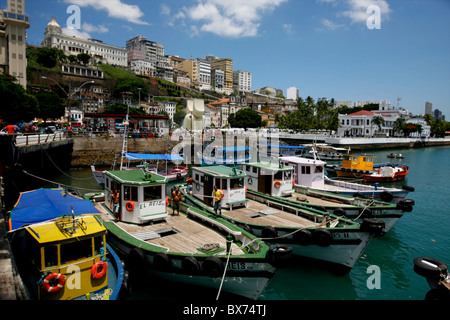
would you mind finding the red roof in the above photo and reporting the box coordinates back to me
[348,110,374,116]
[210,98,230,105]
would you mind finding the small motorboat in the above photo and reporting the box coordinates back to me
[387,153,404,159]
[363,165,409,183]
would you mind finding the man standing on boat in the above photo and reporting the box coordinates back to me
[111,189,120,220]
[185,175,194,194]
[171,187,182,216]
[212,185,224,217]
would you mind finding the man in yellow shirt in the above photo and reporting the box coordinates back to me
[212,185,224,217]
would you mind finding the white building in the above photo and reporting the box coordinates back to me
[196,58,211,91]
[286,87,299,101]
[42,18,127,67]
[157,100,176,123]
[233,70,252,92]
[0,0,30,88]
[130,59,155,77]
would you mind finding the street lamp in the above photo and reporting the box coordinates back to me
[42,76,94,125]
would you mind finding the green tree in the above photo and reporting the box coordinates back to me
[173,109,186,127]
[35,91,65,122]
[371,115,384,132]
[228,108,261,128]
[113,79,148,103]
[393,117,406,136]
[77,53,91,65]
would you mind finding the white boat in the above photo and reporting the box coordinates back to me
[279,156,415,204]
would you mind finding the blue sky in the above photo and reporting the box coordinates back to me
[11,0,450,117]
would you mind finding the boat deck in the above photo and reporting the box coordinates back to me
[288,192,353,207]
[222,199,320,228]
[96,203,244,255]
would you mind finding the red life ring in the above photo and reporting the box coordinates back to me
[126,201,134,212]
[91,261,107,279]
[292,179,295,186]
[274,181,282,189]
[165,196,169,206]
[42,273,65,293]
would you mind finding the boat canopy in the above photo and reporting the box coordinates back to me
[124,153,183,161]
[216,146,251,152]
[268,145,305,149]
[9,188,101,231]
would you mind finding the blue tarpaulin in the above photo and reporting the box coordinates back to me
[9,188,101,231]
[124,153,183,161]
[268,145,305,149]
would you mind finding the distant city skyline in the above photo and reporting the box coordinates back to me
[7,0,450,117]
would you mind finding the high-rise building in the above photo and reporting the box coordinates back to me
[286,87,299,100]
[233,70,252,93]
[425,101,432,115]
[0,0,30,87]
[211,58,233,93]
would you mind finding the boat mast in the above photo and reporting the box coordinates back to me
[120,106,130,171]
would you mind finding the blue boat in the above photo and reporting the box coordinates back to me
[7,188,126,300]
[196,145,252,165]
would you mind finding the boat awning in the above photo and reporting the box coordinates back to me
[268,145,305,149]
[9,188,101,231]
[124,153,183,161]
[216,146,251,152]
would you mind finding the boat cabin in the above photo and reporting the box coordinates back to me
[342,154,374,171]
[104,169,168,224]
[279,156,327,189]
[12,215,108,300]
[191,165,248,209]
[242,162,294,197]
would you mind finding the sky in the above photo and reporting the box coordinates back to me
[8,0,449,117]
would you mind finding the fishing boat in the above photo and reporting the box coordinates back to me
[183,165,384,274]
[280,156,415,204]
[363,165,409,183]
[87,169,286,300]
[242,162,413,234]
[300,144,347,162]
[196,145,251,166]
[413,257,450,301]
[91,153,188,187]
[387,153,404,159]
[7,188,125,300]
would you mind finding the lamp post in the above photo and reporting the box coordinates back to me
[42,76,94,126]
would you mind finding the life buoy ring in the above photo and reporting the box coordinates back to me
[126,201,134,212]
[292,179,295,187]
[42,273,66,293]
[165,196,169,206]
[91,261,107,279]
[274,181,282,189]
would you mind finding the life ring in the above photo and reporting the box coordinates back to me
[165,196,169,206]
[126,201,134,212]
[42,273,66,293]
[91,261,107,279]
[274,181,282,189]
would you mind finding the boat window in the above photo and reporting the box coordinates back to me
[93,236,103,256]
[253,166,258,174]
[343,155,351,161]
[60,238,93,265]
[301,166,311,174]
[274,171,283,180]
[195,174,199,181]
[284,171,292,180]
[314,166,323,173]
[144,185,162,201]
[363,157,372,162]
[44,245,58,267]
[353,157,358,161]
[123,186,138,202]
[230,178,244,189]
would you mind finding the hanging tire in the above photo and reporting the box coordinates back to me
[153,252,171,271]
[203,256,224,277]
[182,256,200,275]
[361,218,385,236]
[333,208,346,217]
[261,226,278,239]
[402,185,415,192]
[397,199,415,212]
[380,191,394,202]
[312,229,332,247]
[413,257,448,280]
[267,244,292,267]
[353,192,365,199]
[293,229,312,246]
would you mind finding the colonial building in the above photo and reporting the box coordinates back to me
[42,17,127,67]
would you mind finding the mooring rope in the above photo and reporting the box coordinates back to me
[216,240,233,301]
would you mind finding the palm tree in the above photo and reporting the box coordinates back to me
[393,117,406,137]
[371,115,384,134]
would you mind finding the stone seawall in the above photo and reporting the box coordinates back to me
[71,135,181,167]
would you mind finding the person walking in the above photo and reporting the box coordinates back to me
[171,187,182,216]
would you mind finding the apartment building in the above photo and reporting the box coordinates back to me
[233,70,252,93]
[0,0,30,87]
[211,58,233,94]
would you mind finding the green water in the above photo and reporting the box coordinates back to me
[42,146,450,301]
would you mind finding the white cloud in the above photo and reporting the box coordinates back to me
[160,4,171,16]
[340,0,391,24]
[283,23,295,35]
[176,0,288,38]
[63,0,149,25]
[82,22,108,33]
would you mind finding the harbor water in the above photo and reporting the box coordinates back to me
[37,146,449,300]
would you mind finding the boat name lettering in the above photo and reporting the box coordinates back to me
[227,262,247,270]
[332,232,350,239]
[139,200,163,209]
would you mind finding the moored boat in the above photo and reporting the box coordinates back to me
[241,162,413,234]
[183,165,383,274]
[88,169,284,300]
[363,165,409,183]
[7,188,125,300]
[280,156,415,204]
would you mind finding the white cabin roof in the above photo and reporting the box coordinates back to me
[279,156,327,166]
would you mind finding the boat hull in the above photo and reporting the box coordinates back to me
[103,220,276,300]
